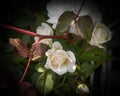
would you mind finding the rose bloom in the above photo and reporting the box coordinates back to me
[34,23,53,47]
[89,22,112,48]
[45,41,76,75]
[47,0,101,35]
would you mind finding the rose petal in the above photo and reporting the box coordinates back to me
[67,62,76,72]
[51,66,67,75]
[52,41,63,50]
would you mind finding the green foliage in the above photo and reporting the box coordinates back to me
[1,2,112,96]
[55,11,76,35]
[36,70,55,95]
[76,15,94,41]
[80,63,94,81]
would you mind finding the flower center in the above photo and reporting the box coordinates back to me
[51,52,67,67]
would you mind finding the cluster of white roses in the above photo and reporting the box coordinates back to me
[35,23,76,75]
[35,0,112,75]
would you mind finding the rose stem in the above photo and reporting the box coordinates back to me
[0,24,68,84]
[75,0,86,20]
[0,24,39,37]
[0,24,66,40]
[19,49,33,84]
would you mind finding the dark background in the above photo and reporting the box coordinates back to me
[0,0,120,96]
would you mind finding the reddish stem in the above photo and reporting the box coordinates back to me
[0,24,40,37]
[0,24,67,40]
[19,49,33,84]
[1,24,70,84]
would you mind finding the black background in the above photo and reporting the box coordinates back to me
[0,0,120,96]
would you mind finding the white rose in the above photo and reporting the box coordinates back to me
[45,41,76,75]
[34,23,53,47]
[89,22,112,48]
[47,0,101,32]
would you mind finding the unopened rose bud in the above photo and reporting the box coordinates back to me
[76,84,89,95]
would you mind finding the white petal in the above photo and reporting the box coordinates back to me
[45,56,51,69]
[67,51,76,62]
[46,0,102,29]
[51,66,67,75]
[67,62,76,73]
[52,41,63,50]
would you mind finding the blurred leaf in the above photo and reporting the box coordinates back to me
[31,72,40,85]
[31,43,49,61]
[9,38,28,58]
[5,53,25,63]
[76,64,81,70]
[56,11,76,35]
[76,15,94,40]
[36,71,54,95]
[80,63,94,81]
[79,47,105,62]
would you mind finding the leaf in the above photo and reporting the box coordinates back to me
[80,63,94,81]
[79,47,105,62]
[76,15,94,40]
[31,42,49,61]
[31,72,40,84]
[55,11,76,35]
[36,71,54,95]
[9,38,28,58]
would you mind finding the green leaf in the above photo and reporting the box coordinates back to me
[76,15,94,40]
[79,47,105,62]
[31,72,40,84]
[55,11,76,35]
[36,71,54,95]
[80,63,94,81]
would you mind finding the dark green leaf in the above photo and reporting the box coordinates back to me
[76,15,94,40]
[79,47,105,62]
[56,11,76,35]
[80,63,94,81]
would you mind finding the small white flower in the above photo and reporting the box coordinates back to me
[45,41,76,75]
[47,0,101,32]
[34,23,53,47]
[89,22,112,48]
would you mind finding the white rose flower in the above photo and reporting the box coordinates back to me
[47,0,101,34]
[89,22,112,48]
[34,23,53,47]
[45,41,76,75]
